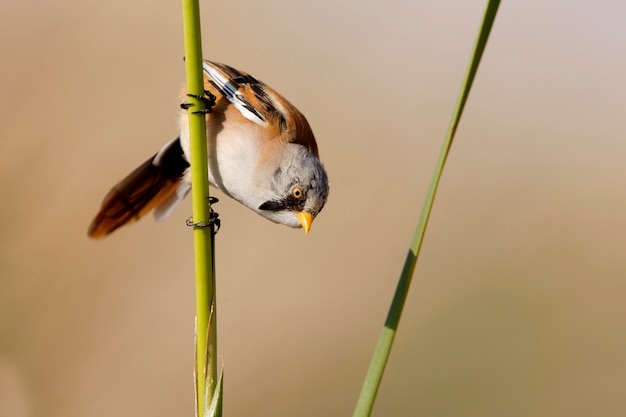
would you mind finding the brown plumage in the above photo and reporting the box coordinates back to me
[88,61,329,238]
[200,62,319,155]
[88,137,189,238]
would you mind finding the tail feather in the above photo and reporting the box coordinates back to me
[153,180,192,222]
[88,137,189,239]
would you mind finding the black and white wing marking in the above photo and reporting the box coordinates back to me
[202,61,267,126]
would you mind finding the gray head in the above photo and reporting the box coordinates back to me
[257,144,329,234]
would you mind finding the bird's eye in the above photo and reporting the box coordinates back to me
[292,187,304,199]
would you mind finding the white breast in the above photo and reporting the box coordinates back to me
[178,112,263,207]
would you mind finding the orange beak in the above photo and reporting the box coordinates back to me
[297,211,313,236]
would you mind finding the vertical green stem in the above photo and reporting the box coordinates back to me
[352,1,501,416]
[180,1,217,415]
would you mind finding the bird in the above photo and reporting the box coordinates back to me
[88,61,329,238]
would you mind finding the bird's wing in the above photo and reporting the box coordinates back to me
[202,61,318,155]
[202,61,267,126]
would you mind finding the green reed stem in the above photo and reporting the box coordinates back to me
[180,1,217,415]
[352,1,501,416]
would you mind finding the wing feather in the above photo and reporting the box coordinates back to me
[202,61,319,156]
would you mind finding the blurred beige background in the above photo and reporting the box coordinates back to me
[2,0,626,416]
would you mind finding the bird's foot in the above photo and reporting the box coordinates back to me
[180,90,217,114]
[207,196,220,233]
[185,196,221,233]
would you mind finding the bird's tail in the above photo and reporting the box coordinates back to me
[88,137,190,239]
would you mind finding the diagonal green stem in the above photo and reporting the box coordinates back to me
[180,0,217,415]
[352,1,501,416]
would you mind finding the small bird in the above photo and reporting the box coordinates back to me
[88,61,329,238]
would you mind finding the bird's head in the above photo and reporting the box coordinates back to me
[257,144,329,234]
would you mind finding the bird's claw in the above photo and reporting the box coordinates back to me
[185,196,221,233]
[207,196,221,233]
[207,211,220,233]
[180,90,217,114]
